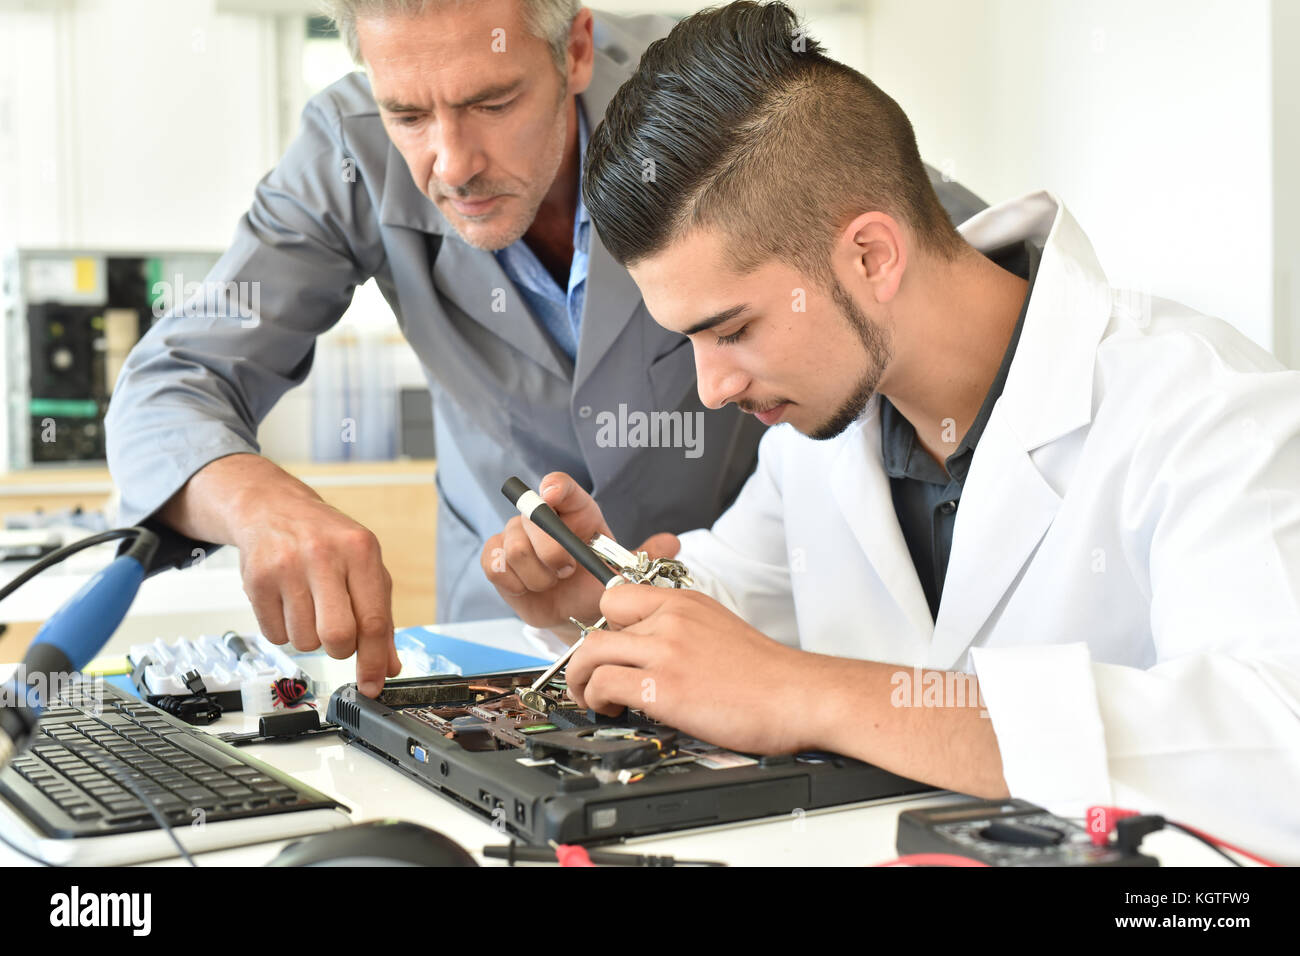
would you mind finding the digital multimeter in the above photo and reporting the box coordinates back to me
[897,798,1159,866]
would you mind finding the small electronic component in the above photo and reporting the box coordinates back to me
[387,673,684,780]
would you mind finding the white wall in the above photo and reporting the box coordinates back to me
[0,1,71,247]
[0,0,283,252]
[857,0,1278,354]
[1274,0,1300,369]
[579,1,1293,363]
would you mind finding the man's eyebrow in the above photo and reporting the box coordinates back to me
[448,79,524,109]
[376,97,425,112]
[376,80,524,114]
[683,304,750,337]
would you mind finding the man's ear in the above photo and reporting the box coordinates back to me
[567,8,595,95]
[838,211,907,305]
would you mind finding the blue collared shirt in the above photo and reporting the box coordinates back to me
[492,103,591,363]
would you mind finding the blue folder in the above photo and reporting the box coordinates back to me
[396,626,549,676]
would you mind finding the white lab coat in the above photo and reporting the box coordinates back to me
[676,191,1300,862]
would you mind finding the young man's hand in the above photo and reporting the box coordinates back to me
[567,585,1011,799]
[563,585,812,755]
[480,472,679,632]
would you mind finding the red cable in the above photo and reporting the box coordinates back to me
[554,844,596,867]
[875,853,989,867]
[1088,805,1283,867]
[1172,821,1281,868]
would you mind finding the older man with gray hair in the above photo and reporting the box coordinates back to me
[106,0,985,697]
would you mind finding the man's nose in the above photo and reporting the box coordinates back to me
[694,347,749,411]
[431,119,484,190]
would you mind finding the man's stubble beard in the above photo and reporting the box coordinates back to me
[439,81,571,252]
[806,278,893,441]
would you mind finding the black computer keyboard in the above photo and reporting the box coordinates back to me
[0,680,342,839]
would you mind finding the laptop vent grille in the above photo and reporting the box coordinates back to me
[336,698,360,729]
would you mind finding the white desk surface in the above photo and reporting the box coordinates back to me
[2,617,1234,867]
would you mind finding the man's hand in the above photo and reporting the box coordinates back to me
[480,471,680,631]
[160,453,401,698]
[564,585,811,755]
[233,497,402,699]
[568,582,1011,798]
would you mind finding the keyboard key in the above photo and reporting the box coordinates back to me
[174,786,218,803]
[103,812,154,826]
[213,785,254,799]
[162,733,246,770]
[252,782,293,795]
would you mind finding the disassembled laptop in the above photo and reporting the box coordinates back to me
[377,533,743,786]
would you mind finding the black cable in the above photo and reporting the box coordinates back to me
[1166,821,1244,867]
[0,528,143,604]
[271,677,310,708]
[150,695,223,724]
[58,735,198,867]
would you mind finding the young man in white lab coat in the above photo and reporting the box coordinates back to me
[481,2,1300,859]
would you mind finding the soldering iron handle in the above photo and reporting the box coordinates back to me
[501,476,619,585]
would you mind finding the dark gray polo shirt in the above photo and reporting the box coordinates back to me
[880,240,1042,620]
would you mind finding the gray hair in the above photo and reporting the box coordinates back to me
[319,0,580,71]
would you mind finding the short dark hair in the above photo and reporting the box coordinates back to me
[583,1,964,284]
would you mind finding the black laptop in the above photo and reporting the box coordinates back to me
[329,668,932,845]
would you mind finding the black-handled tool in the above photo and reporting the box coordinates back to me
[501,476,631,702]
[501,476,618,585]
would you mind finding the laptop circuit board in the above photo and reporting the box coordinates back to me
[378,673,747,785]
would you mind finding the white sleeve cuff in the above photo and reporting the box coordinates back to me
[970,642,1112,816]
[520,624,574,658]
